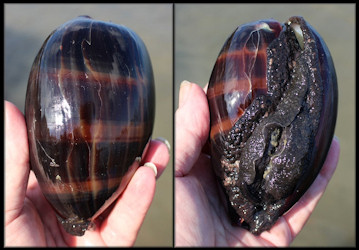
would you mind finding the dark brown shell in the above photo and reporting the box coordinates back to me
[25,16,155,236]
[207,16,337,235]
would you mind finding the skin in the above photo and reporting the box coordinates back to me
[175,81,340,247]
[4,100,170,247]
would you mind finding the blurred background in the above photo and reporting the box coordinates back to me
[4,3,356,247]
[4,3,173,247]
[175,4,355,247]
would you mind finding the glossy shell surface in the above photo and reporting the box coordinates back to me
[207,16,337,235]
[25,16,155,236]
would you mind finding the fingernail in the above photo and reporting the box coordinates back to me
[144,162,157,177]
[154,137,171,153]
[203,83,209,94]
[178,80,192,108]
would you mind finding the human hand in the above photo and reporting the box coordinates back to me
[175,81,340,247]
[5,100,170,247]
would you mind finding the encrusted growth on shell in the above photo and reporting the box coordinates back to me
[207,16,337,235]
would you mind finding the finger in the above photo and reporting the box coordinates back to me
[100,166,156,246]
[141,138,170,179]
[282,136,340,239]
[5,101,30,224]
[175,81,210,177]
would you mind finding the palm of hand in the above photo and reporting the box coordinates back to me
[6,168,149,247]
[175,82,339,247]
[8,171,128,246]
[5,101,168,247]
[6,155,158,247]
[175,146,340,247]
[176,151,294,247]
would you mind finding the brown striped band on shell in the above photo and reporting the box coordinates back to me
[25,16,155,236]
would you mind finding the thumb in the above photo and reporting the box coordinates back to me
[175,81,210,177]
[5,101,30,224]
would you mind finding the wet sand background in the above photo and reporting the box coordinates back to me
[175,4,355,247]
[4,4,173,247]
